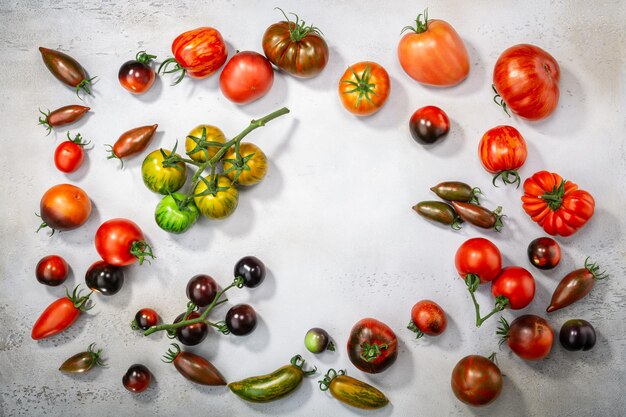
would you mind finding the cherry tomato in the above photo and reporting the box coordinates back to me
[262,9,329,78]
[39,47,94,97]
[106,124,158,167]
[451,355,502,406]
[559,319,596,351]
[54,132,89,173]
[175,311,208,346]
[85,260,125,296]
[409,106,450,144]
[409,300,447,338]
[193,175,239,219]
[527,237,561,270]
[397,10,469,87]
[123,364,151,393]
[305,328,335,353]
[38,105,90,135]
[223,143,268,186]
[163,343,226,385]
[59,343,105,373]
[118,51,156,94]
[234,256,266,288]
[159,27,228,84]
[493,44,560,120]
[185,124,225,163]
[94,218,153,267]
[338,62,390,116]
[132,308,159,331]
[31,286,92,340]
[478,125,527,187]
[142,148,187,195]
[219,51,274,104]
[154,193,200,234]
[491,267,536,310]
[38,184,92,233]
[35,255,69,286]
[547,258,607,313]
[454,238,502,284]
[225,304,257,336]
[186,274,218,307]
[347,318,397,374]
[498,315,554,361]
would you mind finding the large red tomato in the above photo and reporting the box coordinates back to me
[94,218,153,266]
[338,62,390,116]
[478,125,528,187]
[451,355,502,406]
[454,238,502,285]
[219,51,274,104]
[493,44,560,120]
[347,318,397,374]
[397,10,469,87]
[498,315,554,361]
[38,184,92,233]
[521,171,595,237]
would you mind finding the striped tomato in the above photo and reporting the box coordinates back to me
[478,125,528,187]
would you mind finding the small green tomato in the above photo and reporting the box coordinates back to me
[305,328,335,354]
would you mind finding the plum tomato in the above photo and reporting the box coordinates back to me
[132,308,159,331]
[118,52,156,94]
[451,355,502,406]
[347,318,397,374]
[225,304,257,336]
[409,106,450,144]
[527,237,561,270]
[305,328,335,353]
[559,319,596,351]
[54,132,89,173]
[36,255,69,286]
[498,315,554,361]
[123,364,151,393]
[85,261,125,296]
[186,274,219,307]
[234,256,266,288]
[409,300,447,338]
[59,343,105,374]
[175,311,208,346]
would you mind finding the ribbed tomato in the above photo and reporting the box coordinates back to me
[338,62,390,116]
[478,125,527,187]
[521,171,595,237]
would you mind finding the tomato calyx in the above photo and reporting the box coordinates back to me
[158,58,186,86]
[162,343,182,363]
[65,131,90,147]
[275,8,324,42]
[222,147,256,185]
[492,84,511,117]
[342,65,378,108]
[75,76,97,101]
[493,170,521,188]
[496,316,511,348]
[85,342,107,367]
[35,212,56,236]
[400,8,429,34]
[407,320,425,339]
[290,354,317,377]
[130,240,155,265]
[539,179,567,210]
[318,368,346,391]
[38,108,54,135]
[583,257,608,280]
[359,342,388,362]
[135,51,157,65]
[464,275,509,327]
[66,285,94,312]
[186,128,224,162]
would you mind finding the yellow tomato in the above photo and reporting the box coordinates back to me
[185,124,226,162]
[223,143,268,186]
[193,175,239,219]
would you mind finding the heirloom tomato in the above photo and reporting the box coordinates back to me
[38,184,92,233]
[223,143,268,186]
[491,267,536,310]
[36,255,69,286]
[193,175,239,219]
[107,124,158,167]
[498,315,554,361]
[163,343,226,385]
[319,369,389,410]
[118,51,156,94]
[559,319,596,351]
[338,62,390,116]
[478,125,527,187]
[451,354,502,406]
[409,300,447,338]
[185,124,225,163]
[347,318,397,374]
[527,237,561,270]
[225,304,257,336]
[59,343,105,374]
[154,193,199,234]
[142,149,187,195]
[174,311,208,346]
[409,105,450,144]
[305,328,335,353]
[85,260,125,295]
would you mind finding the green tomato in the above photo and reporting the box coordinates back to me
[155,193,200,234]
[142,149,187,195]
[305,328,334,354]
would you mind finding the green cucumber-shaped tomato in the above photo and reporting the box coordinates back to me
[142,148,187,195]
[319,369,389,410]
[154,193,200,234]
[228,355,315,402]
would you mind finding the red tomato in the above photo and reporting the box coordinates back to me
[54,133,89,173]
[31,286,92,340]
[347,318,397,374]
[478,125,527,187]
[94,218,153,266]
[409,106,450,145]
[338,62,390,116]
[397,10,469,87]
[491,266,536,310]
[451,355,502,406]
[38,184,92,233]
[35,255,69,286]
[454,238,502,284]
[498,315,554,361]
[493,44,560,120]
[409,300,447,337]
[521,171,595,237]
[219,51,274,104]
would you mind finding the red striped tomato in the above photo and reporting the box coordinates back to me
[478,125,527,187]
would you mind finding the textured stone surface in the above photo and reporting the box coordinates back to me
[0,1,624,416]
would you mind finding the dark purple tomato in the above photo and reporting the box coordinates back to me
[409,105,450,144]
[133,308,159,331]
[175,311,208,346]
[234,256,266,288]
[85,260,124,296]
[118,52,156,94]
[36,255,69,286]
[527,237,561,270]
[225,304,257,336]
[186,274,218,307]
[123,364,151,393]
[559,319,596,351]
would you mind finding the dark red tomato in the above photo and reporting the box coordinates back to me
[527,237,561,270]
[409,106,450,144]
[478,125,527,187]
[186,274,218,307]
[123,364,151,393]
[409,300,447,338]
[175,311,208,346]
[31,286,92,340]
[106,124,158,167]
[262,9,329,78]
[132,308,159,331]
[491,267,535,310]
[547,258,607,313]
[118,52,156,94]
[347,318,397,374]
[234,256,266,288]
[451,201,504,231]
[498,315,554,361]
[225,304,257,336]
[493,44,560,120]
[94,218,153,267]
[59,343,105,373]
[163,343,227,385]
[219,51,274,104]
[454,238,502,285]
[38,105,90,135]
[451,355,502,406]
[38,184,92,233]
[54,132,89,173]
[39,47,95,97]
[85,260,125,296]
[35,255,69,286]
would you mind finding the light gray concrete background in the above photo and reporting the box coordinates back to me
[0,0,624,416]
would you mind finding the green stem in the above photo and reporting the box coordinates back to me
[465,275,508,327]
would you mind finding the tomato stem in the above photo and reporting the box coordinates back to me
[158,58,186,85]
[342,65,378,108]
[496,316,510,348]
[318,368,346,391]
[290,354,317,377]
[136,51,157,65]
[465,276,508,327]
[400,8,429,34]
[493,170,521,188]
[407,320,425,339]
[275,7,324,42]
[492,84,511,117]
[130,240,155,265]
[37,108,53,135]
[359,342,388,362]
[584,257,608,280]
[540,179,566,210]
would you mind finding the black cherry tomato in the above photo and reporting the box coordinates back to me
[234,256,266,288]
[559,319,596,351]
[132,308,159,331]
[123,364,151,393]
[85,260,125,296]
[36,255,69,286]
[118,51,157,94]
[175,311,208,345]
[186,274,218,307]
[527,237,561,270]
[225,304,257,336]
[409,105,450,144]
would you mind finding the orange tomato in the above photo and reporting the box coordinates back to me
[172,27,228,78]
[478,125,527,187]
[39,184,92,232]
[338,62,390,116]
[397,11,469,87]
